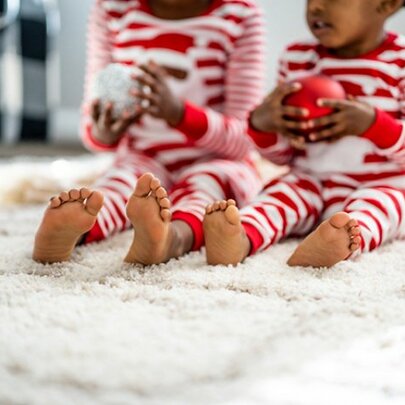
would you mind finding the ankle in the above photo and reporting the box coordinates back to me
[242,235,251,259]
[172,220,194,256]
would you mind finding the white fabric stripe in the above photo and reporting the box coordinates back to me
[256,195,299,225]
[98,203,116,235]
[349,211,381,249]
[102,188,128,218]
[102,197,123,232]
[154,148,210,166]
[104,0,139,13]
[379,49,405,62]
[318,58,402,78]
[173,173,223,195]
[98,179,133,198]
[331,74,400,98]
[363,189,400,227]
[322,186,355,200]
[283,50,319,63]
[95,211,110,239]
[242,208,276,234]
[352,218,374,253]
[349,200,390,244]
[240,206,280,244]
[282,46,403,79]
[322,201,346,220]
[274,182,311,223]
[102,195,124,231]
[239,172,325,250]
[95,168,137,190]
[349,188,404,240]
[109,12,243,39]
[356,96,399,111]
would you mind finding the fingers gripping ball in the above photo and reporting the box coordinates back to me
[283,75,346,140]
[92,64,147,118]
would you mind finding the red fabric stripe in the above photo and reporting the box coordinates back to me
[84,221,105,244]
[243,222,264,255]
[380,187,404,224]
[171,211,204,251]
[362,108,403,149]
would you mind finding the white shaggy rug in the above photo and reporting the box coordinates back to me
[1,155,405,405]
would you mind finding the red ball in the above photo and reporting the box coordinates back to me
[283,75,346,140]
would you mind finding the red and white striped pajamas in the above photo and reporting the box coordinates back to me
[242,33,405,257]
[80,0,266,248]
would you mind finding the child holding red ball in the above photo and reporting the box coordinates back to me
[203,0,405,267]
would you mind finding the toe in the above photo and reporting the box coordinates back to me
[161,208,171,222]
[59,191,70,202]
[227,199,236,206]
[349,236,362,251]
[329,212,351,229]
[69,189,81,200]
[85,191,104,216]
[150,177,161,191]
[135,173,154,197]
[155,186,167,199]
[49,196,62,208]
[219,200,227,210]
[206,204,213,214]
[159,197,171,209]
[345,219,358,230]
[213,201,221,211]
[349,226,360,237]
[224,205,240,225]
[80,187,91,200]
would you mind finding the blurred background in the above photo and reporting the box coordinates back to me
[0,0,405,151]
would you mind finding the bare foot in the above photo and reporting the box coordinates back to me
[203,200,250,266]
[287,212,361,268]
[124,173,192,265]
[33,188,104,263]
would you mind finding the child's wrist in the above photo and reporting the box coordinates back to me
[167,100,185,127]
[92,124,120,145]
[249,109,275,133]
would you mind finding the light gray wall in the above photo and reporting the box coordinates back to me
[54,0,405,142]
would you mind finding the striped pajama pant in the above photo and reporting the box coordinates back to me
[84,150,262,250]
[240,171,405,257]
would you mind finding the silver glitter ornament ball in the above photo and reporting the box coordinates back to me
[91,64,142,117]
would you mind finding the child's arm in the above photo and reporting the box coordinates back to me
[246,53,310,166]
[80,0,122,152]
[167,5,267,160]
[304,86,405,157]
[247,82,311,165]
[360,75,405,158]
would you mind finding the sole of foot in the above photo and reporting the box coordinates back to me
[32,188,104,263]
[287,211,361,268]
[124,172,176,265]
[203,199,250,266]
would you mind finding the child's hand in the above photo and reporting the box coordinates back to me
[133,61,185,127]
[305,97,376,143]
[91,100,142,144]
[250,83,310,148]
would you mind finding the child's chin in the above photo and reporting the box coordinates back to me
[312,34,342,50]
